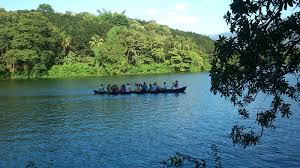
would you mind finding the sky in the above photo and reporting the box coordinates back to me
[0,0,232,35]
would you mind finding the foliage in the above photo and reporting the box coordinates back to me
[210,0,300,147]
[0,4,215,79]
[63,51,78,64]
[171,29,215,61]
[37,3,54,13]
[0,63,9,79]
[89,34,104,48]
[161,152,206,168]
[161,145,221,168]
[211,144,222,168]
[127,63,173,74]
[61,33,71,55]
[0,10,61,78]
[48,63,104,78]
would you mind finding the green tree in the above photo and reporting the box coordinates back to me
[0,63,9,78]
[111,13,129,26]
[3,49,38,78]
[0,4,214,79]
[37,3,54,13]
[61,33,71,55]
[146,33,166,63]
[89,34,104,66]
[89,34,104,48]
[0,11,61,78]
[63,51,78,64]
[118,28,146,65]
[168,45,194,72]
[210,0,300,147]
[97,9,129,26]
[144,21,160,32]
[129,20,145,32]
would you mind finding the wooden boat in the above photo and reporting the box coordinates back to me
[94,86,187,95]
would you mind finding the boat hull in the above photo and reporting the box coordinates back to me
[94,86,187,95]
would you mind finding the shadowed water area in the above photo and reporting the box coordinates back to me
[0,72,299,167]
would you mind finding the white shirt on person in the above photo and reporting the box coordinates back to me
[163,84,167,89]
[126,85,131,92]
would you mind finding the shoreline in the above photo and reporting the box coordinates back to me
[0,70,210,81]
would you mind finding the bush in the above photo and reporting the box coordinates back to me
[127,63,173,74]
[48,63,104,78]
[0,64,9,79]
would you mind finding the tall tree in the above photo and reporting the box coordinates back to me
[37,3,54,13]
[89,34,104,66]
[210,0,300,147]
[89,34,104,48]
[61,33,71,55]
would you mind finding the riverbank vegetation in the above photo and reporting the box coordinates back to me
[0,4,214,79]
[211,0,300,147]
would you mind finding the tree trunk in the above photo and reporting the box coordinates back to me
[12,61,15,72]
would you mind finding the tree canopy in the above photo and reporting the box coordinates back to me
[210,0,300,147]
[37,3,54,13]
[0,5,214,79]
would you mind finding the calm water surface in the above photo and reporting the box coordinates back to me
[0,72,299,167]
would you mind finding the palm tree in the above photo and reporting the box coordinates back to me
[89,35,104,48]
[61,35,71,55]
[89,35,104,66]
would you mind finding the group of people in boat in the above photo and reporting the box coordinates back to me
[98,81,179,93]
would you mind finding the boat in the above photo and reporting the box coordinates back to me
[94,86,187,95]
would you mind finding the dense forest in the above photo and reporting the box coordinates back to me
[0,4,214,79]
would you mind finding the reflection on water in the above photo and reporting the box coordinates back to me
[0,72,299,167]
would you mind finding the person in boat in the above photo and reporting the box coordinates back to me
[113,84,119,93]
[110,85,116,93]
[99,84,104,92]
[120,84,126,93]
[116,85,120,93]
[172,80,179,89]
[152,82,159,91]
[126,83,131,92]
[149,83,153,91]
[151,83,155,91]
[137,83,142,92]
[111,85,115,93]
[142,82,148,91]
[162,82,167,90]
[107,84,111,92]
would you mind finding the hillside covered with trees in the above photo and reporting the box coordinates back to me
[0,4,214,79]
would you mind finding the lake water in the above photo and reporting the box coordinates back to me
[0,72,299,167]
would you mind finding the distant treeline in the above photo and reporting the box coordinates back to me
[0,4,214,79]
